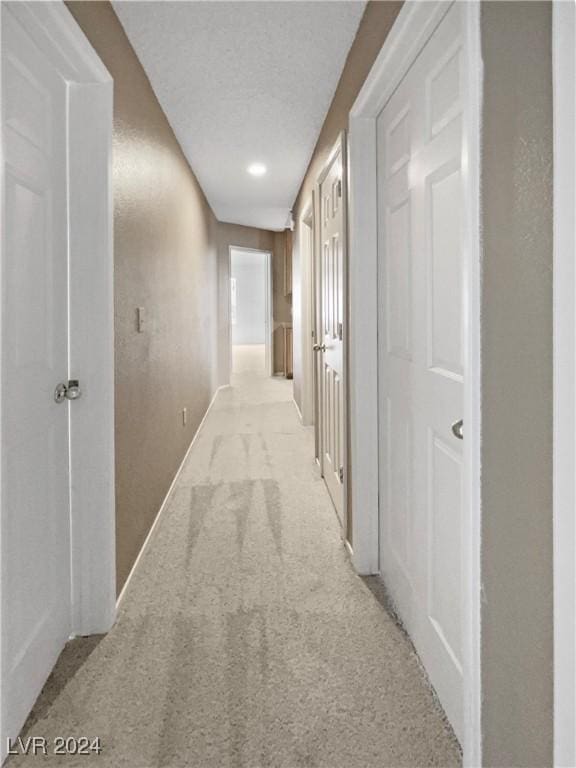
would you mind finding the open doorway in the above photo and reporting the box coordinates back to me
[230,247,273,376]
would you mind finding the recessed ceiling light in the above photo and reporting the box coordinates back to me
[247,163,267,177]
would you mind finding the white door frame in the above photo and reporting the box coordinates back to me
[299,198,315,425]
[347,1,482,763]
[1,1,115,752]
[312,190,322,465]
[553,3,576,765]
[228,246,273,377]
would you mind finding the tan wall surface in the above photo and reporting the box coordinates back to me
[273,231,293,375]
[66,1,221,593]
[480,3,553,765]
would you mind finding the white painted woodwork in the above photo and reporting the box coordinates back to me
[1,3,115,761]
[553,3,576,765]
[2,5,71,746]
[318,141,345,524]
[349,1,481,762]
[376,2,465,741]
[298,200,315,427]
[312,193,323,465]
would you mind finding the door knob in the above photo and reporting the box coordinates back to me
[66,380,82,400]
[54,380,82,403]
[451,419,463,440]
[313,343,326,352]
[54,383,67,403]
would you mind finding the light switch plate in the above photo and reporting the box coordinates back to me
[137,307,145,333]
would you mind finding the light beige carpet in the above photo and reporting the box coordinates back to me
[232,344,266,374]
[9,369,461,767]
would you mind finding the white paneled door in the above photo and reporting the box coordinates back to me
[318,138,345,525]
[2,5,72,746]
[377,3,465,741]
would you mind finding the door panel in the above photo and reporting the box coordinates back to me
[428,158,463,378]
[377,3,465,741]
[318,141,345,524]
[2,5,71,745]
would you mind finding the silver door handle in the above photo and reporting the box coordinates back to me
[54,380,82,403]
[66,380,82,400]
[451,419,463,440]
[313,344,326,352]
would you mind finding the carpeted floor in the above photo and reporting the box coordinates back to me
[232,344,266,373]
[9,364,461,767]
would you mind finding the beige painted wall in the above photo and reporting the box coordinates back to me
[480,3,553,764]
[67,1,221,592]
[67,2,292,592]
[273,231,293,375]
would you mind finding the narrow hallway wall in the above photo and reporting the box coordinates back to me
[66,1,221,593]
[480,2,553,764]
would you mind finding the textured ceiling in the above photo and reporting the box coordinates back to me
[112,1,366,231]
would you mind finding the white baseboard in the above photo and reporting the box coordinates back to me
[116,385,225,610]
[292,397,303,423]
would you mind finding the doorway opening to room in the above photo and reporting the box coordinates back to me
[230,247,273,376]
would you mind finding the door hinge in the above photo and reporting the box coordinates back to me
[339,466,344,483]
[337,179,342,198]
[338,322,343,341]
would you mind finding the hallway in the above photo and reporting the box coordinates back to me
[10,368,459,767]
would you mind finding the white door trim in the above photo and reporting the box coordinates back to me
[347,1,482,764]
[312,189,322,465]
[299,198,315,425]
[1,0,114,750]
[553,3,576,765]
[228,246,273,377]
[265,251,273,377]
